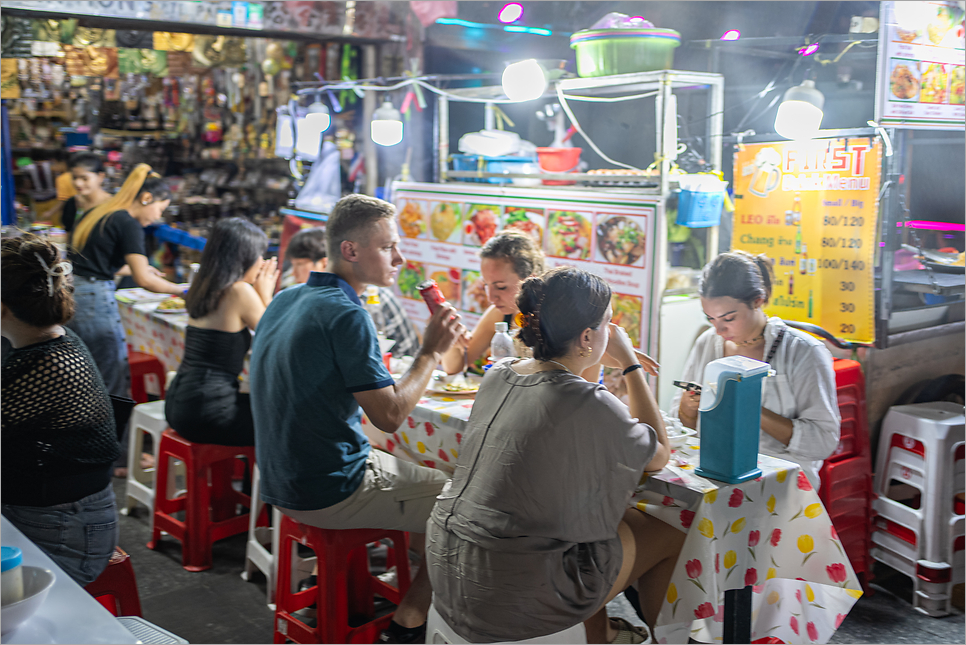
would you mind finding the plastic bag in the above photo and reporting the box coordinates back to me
[294,141,340,214]
[458,129,538,157]
[590,12,655,30]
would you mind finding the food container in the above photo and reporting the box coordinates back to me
[450,154,539,185]
[570,28,681,77]
[676,175,729,228]
[1,547,24,606]
[536,147,582,185]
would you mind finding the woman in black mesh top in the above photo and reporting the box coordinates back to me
[1,233,121,585]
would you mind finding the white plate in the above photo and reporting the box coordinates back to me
[668,426,698,449]
[427,373,482,395]
[1,566,55,635]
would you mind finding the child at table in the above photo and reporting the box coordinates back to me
[2,234,120,585]
[427,266,684,644]
[164,218,278,446]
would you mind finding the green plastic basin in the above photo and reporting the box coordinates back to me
[570,28,681,77]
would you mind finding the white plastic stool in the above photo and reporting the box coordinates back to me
[122,400,168,516]
[871,401,965,616]
[427,603,587,644]
[241,464,281,609]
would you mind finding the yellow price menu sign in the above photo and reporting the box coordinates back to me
[732,138,882,344]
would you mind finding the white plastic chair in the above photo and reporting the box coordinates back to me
[240,464,282,609]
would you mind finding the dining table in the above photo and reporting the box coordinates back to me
[0,516,137,644]
[362,383,864,645]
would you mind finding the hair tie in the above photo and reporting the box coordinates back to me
[34,253,72,297]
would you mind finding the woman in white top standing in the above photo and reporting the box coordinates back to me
[674,250,840,489]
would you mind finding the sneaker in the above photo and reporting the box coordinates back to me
[378,621,427,644]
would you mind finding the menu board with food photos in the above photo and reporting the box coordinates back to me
[876,1,966,129]
[391,182,661,355]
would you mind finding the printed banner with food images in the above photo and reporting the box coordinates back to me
[732,139,882,345]
[876,1,966,129]
[392,182,661,356]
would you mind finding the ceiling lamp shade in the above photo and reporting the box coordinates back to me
[371,101,403,146]
[501,59,548,102]
[774,80,825,140]
[295,101,331,159]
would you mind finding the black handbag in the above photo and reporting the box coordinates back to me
[109,395,137,442]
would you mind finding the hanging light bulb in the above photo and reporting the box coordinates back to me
[295,100,331,159]
[371,100,403,146]
[774,80,824,140]
[502,59,547,102]
[274,106,295,158]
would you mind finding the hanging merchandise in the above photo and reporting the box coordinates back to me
[167,51,191,77]
[339,44,360,106]
[116,30,154,49]
[84,46,119,78]
[1,59,20,99]
[153,32,195,52]
[72,27,116,49]
[1,16,34,58]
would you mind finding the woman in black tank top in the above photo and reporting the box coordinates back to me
[165,219,278,446]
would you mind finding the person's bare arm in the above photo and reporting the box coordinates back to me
[355,304,465,432]
[441,305,501,374]
[125,253,183,294]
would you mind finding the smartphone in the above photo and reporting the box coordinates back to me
[673,380,702,395]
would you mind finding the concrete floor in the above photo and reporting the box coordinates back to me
[113,479,965,644]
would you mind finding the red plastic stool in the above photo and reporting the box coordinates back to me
[273,515,411,644]
[147,428,256,572]
[128,348,166,404]
[84,547,143,617]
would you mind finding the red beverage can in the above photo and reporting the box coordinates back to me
[417,279,446,315]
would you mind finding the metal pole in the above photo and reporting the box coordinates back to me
[878,127,904,348]
[707,76,725,257]
[362,44,378,196]
[438,94,449,182]
[1,101,15,226]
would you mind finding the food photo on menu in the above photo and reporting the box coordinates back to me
[426,266,462,303]
[396,259,426,299]
[398,199,427,238]
[596,214,648,266]
[890,59,921,101]
[920,62,949,104]
[503,206,545,246]
[430,202,462,242]
[950,65,966,104]
[461,269,489,314]
[464,204,501,246]
[547,210,593,260]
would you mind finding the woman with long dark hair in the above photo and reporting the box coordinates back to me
[2,234,120,585]
[60,152,112,234]
[67,164,184,475]
[164,218,278,446]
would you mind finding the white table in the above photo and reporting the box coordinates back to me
[1,517,136,644]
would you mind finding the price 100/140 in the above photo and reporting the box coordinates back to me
[819,259,866,270]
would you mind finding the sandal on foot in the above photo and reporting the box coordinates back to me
[609,617,652,644]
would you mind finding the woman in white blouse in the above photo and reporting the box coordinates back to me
[674,250,840,489]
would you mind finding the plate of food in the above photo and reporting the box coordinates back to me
[398,200,427,239]
[547,211,592,259]
[430,202,462,242]
[920,63,948,104]
[949,66,965,105]
[464,204,500,247]
[661,413,698,449]
[611,294,643,347]
[890,60,920,101]
[504,207,544,246]
[155,296,187,314]
[427,373,482,395]
[597,215,646,265]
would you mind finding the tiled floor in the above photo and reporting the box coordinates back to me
[113,479,964,644]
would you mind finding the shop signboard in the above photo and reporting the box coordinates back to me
[876,1,966,129]
[731,139,883,345]
[391,182,662,356]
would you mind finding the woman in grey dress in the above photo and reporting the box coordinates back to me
[427,267,684,644]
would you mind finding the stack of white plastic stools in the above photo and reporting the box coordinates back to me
[872,401,965,616]
[241,464,282,609]
[123,400,169,516]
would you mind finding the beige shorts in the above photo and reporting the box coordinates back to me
[278,449,447,534]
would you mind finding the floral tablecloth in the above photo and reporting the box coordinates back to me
[115,288,250,387]
[363,392,862,645]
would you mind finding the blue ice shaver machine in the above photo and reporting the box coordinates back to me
[694,355,772,484]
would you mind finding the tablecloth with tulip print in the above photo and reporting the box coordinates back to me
[364,395,862,645]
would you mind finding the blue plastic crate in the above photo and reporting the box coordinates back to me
[450,154,538,184]
[677,189,724,228]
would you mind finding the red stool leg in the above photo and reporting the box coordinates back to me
[84,547,143,617]
[183,445,214,572]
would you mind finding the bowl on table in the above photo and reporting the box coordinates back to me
[1,566,56,635]
[662,415,697,449]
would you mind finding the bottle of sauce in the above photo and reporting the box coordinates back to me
[1,546,24,606]
[490,322,515,360]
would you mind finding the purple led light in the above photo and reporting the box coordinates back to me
[799,43,820,56]
[498,3,523,24]
[720,30,741,41]
[895,220,966,231]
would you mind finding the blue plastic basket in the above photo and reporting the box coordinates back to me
[677,189,724,228]
[450,154,538,184]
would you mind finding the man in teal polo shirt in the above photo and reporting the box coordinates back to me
[250,194,464,644]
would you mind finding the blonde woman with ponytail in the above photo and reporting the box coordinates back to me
[67,164,183,473]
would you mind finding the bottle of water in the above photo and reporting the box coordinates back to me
[490,321,515,360]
